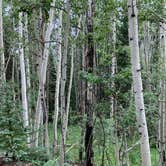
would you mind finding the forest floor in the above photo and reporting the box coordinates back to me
[48,124,159,166]
[0,124,159,166]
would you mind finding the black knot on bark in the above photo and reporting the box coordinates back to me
[131,13,136,17]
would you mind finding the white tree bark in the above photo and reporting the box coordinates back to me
[0,0,5,82]
[59,0,70,165]
[19,12,30,145]
[64,15,82,145]
[158,21,166,166]
[34,0,56,147]
[53,9,63,156]
[128,0,151,165]
[24,13,31,92]
[64,44,74,143]
[110,16,120,166]
[24,13,32,130]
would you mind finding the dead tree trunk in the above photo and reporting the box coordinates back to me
[84,0,95,165]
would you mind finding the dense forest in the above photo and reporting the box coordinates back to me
[0,0,165,165]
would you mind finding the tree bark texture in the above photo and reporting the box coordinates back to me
[128,0,151,165]
[34,0,56,147]
[0,0,5,82]
[19,12,30,145]
[84,0,95,165]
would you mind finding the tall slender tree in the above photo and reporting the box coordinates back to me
[53,9,63,156]
[34,0,56,146]
[128,0,151,165]
[18,12,30,145]
[158,20,166,166]
[59,0,70,165]
[0,0,5,82]
[64,16,82,145]
[84,0,95,165]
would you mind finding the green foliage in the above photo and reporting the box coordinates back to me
[43,160,57,166]
[0,83,47,165]
[0,82,27,160]
[79,71,101,84]
[19,147,48,166]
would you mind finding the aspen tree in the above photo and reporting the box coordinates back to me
[128,0,151,165]
[64,15,82,145]
[18,12,30,145]
[0,0,5,82]
[34,0,55,146]
[59,0,70,165]
[24,13,32,129]
[64,45,74,142]
[53,9,63,156]
[110,16,120,166]
[158,21,166,166]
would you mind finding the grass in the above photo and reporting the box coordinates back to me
[48,124,159,165]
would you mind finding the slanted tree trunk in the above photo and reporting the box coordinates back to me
[34,0,55,147]
[127,0,151,165]
[0,0,5,82]
[124,133,130,166]
[53,9,63,156]
[84,0,95,165]
[18,12,30,146]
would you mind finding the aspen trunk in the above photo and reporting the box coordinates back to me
[53,9,63,156]
[64,15,82,145]
[44,70,50,157]
[24,13,32,134]
[110,15,121,166]
[0,0,5,82]
[140,21,152,91]
[64,45,74,143]
[124,134,130,166]
[59,1,70,165]
[158,21,166,166]
[128,0,151,165]
[34,0,55,147]
[19,12,30,145]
